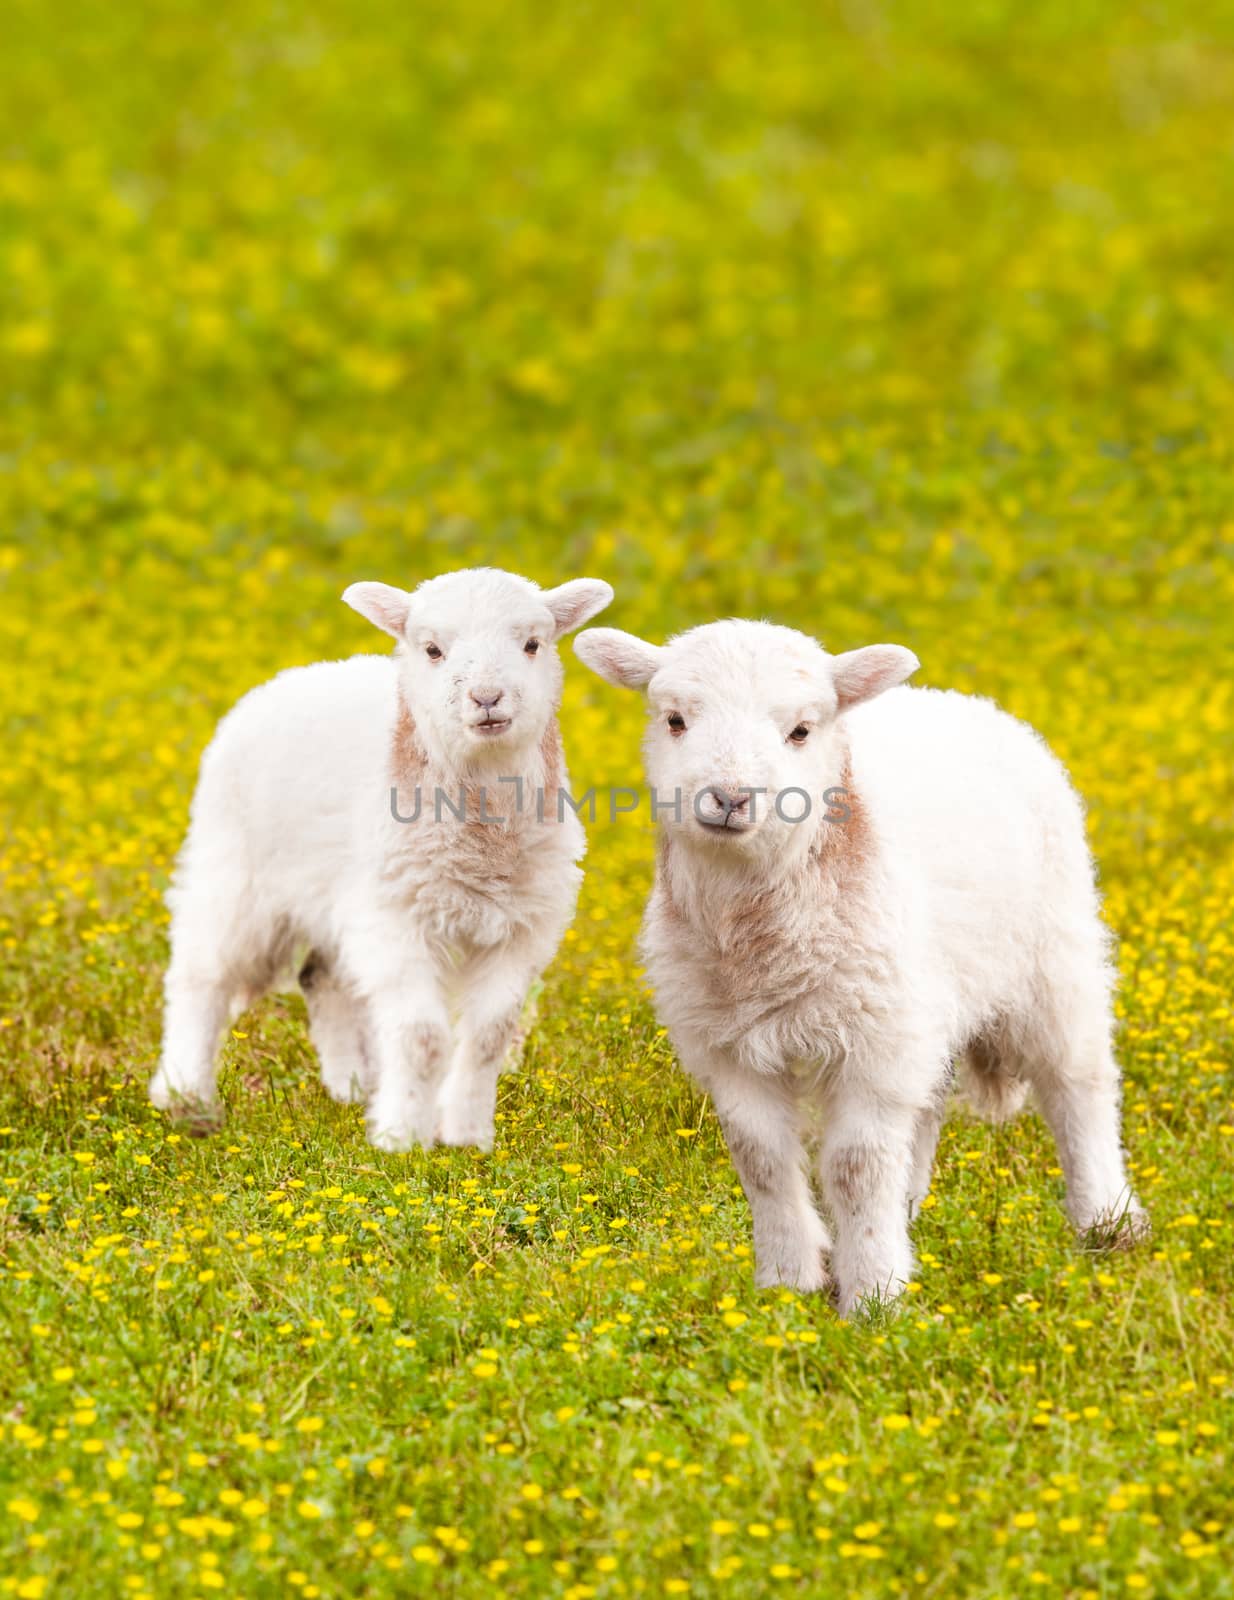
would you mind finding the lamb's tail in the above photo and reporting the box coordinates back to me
[955,1034,1031,1124]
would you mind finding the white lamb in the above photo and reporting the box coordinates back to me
[575,619,1146,1315]
[150,567,612,1152]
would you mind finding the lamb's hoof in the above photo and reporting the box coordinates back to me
[437,1128,495,1153]
[366,1113,431,1153]
[1080,1203,1151,1252]
[833,1283,905,1322]
[148,1074,223,1136]
[436,1110,495,1152]
[754,1251,830,1296]
[367,1126,413,1153]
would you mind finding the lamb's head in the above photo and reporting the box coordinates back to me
[344,568,612,769]
[575,620,918,863]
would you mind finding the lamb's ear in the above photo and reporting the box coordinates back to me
[542,578,614,639]
[831,644,919,711]
[574,627,665,690]
[342,581,412,639]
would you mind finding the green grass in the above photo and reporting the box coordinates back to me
[2,0,1234,1595]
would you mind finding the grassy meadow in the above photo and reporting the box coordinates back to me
[2,0,1234,1594]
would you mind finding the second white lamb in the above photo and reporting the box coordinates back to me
[575,618,1146,1314]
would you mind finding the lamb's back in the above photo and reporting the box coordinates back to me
[845,685,1101,1023]
[847,684,1087,873]
[183,655,397,887]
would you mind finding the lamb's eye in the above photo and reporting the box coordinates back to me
[667,712,686,734]
[788,724,810,744]
[524,639,540,655]
[425,644,443,661]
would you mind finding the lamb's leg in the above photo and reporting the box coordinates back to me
[685,1045,830,1293]
[436,1004,520,1151]
[299,956,373,1105]
[438,952,534,1151]
[361,967,451,1152]
[820,1087,923,1316]
[150,967,232,1124]
[150,861,272,1126]
[1020,1028,1146,1245]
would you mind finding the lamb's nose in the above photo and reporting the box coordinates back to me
[470,689,504,710]
[702,785,749,817]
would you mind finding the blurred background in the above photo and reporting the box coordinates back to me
[4,1,1233,615]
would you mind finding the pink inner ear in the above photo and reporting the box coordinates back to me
[834,646,915,710]
[545,579,612,639]
[838,661,882,705]
[345,582,410,638]
[575,629,660,688]
[375,598,409,636]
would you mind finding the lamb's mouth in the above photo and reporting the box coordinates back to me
[695,816,754,836]
[472,716,512,737]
